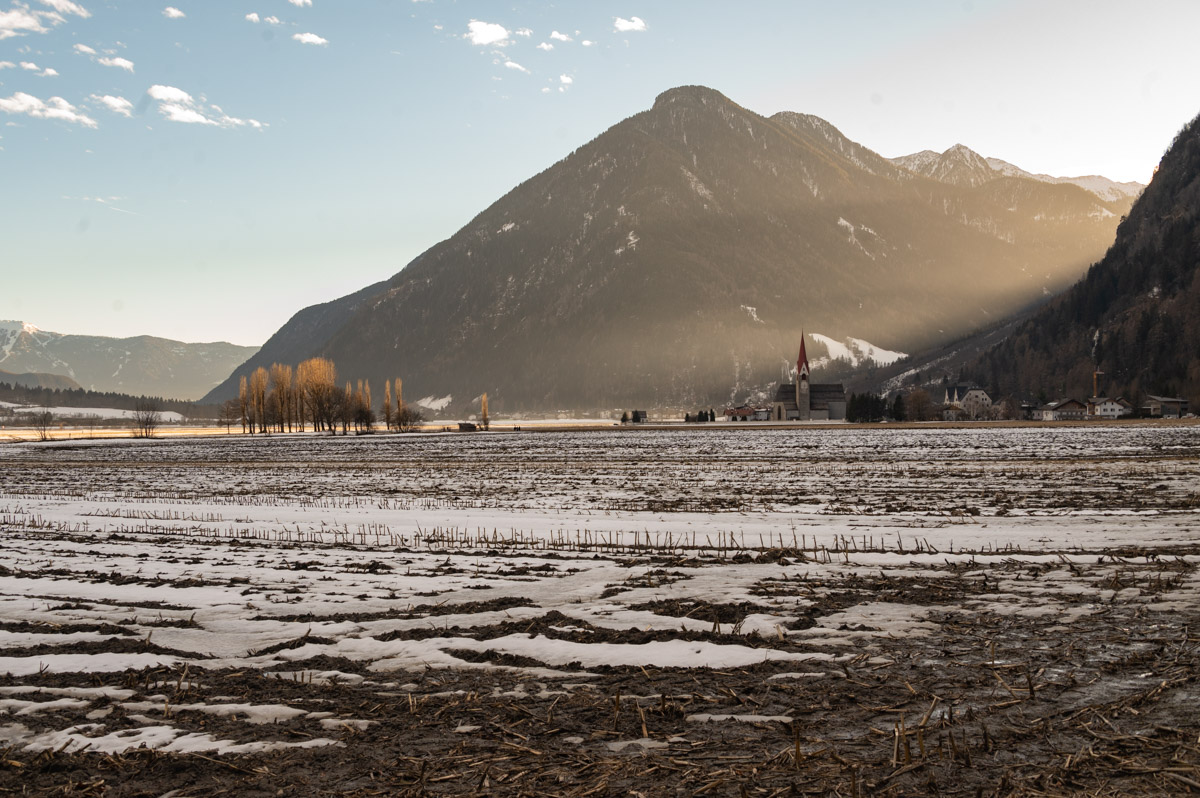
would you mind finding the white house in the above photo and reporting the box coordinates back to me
[1086,397,1134,419]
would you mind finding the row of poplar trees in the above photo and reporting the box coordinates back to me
[235,357,422,434]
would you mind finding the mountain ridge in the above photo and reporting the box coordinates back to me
[203,85,1136,413]
[890,143,1144,200]
[0,320,259,401]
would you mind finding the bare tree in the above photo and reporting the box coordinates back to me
[268,363,294,432]
[249,367,269,434]
[396,405,424,433]
[32,404,54,442]
[219,399,240,433]
[132,399,162,438]
[383,380,394,431]
[297,357,339,433]
[906,388,933,422]
[238,376,250,433]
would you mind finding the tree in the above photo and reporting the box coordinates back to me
[249,367,269,434]
[297,357,339,433]
[268,363,294,432]
[238,375,250,433]
[396,405,424,433]
[219,399,241,433]
[383,380,394,430]
[132,398,162,438]
[480,392,489,430]
[32,404,53,442]
[907,388,933,422]
[890,393,906,422]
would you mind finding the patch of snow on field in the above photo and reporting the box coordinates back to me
[0,401,185,422]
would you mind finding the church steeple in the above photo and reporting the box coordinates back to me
[795,333,811,420]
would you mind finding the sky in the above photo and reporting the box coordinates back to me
[3,0,1200,346]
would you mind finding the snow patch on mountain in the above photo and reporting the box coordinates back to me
[417,395,452,412]
[810,334,906,368]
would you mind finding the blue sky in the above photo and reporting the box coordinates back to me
[4,0,1200,346]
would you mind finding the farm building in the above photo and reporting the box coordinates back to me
[1039,398,1088,421]
[1142,395,1190,418]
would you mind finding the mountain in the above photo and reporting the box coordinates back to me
[0,368,82,391]
[965,109,1200,404]
[0,321,259,401]
[985,157,1144,202]
[205,85,1136,413]
[892,145,1145,200]
[892,144,999,188]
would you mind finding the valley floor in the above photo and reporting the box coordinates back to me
[0,427,1198,795]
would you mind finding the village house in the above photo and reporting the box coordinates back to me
[1142,395,1190,418]
[1086,396,1134,419]
[1039,398,1088,421]
[770,338,847,421]
[943,384,992,420]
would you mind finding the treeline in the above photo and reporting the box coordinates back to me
[231,357,423,434]
[0,382,215,418]
[965,108,1200,404]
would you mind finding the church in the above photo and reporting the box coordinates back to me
[771,337,847,421]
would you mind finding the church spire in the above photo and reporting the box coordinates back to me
[797,333,810,380]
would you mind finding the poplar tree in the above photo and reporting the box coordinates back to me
[383,380,393,430]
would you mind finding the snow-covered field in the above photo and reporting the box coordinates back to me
[1,425,1197,794]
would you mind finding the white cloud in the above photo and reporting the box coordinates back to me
[514,27,531,37]
[0,6,52,39]
[162,6,185,18]
[541,87,550,94]
[504,60,528,74]
[90,93,131,116]
[292,31,327,45]
[549,30,571,42]
[264,15,280,24]
[581,39,594,47]
[464,19,508,46]
[287,0,311,5]
[73,43,95,54]
[0,60,15,68]
[97,56,134,72]
[559,74,573,84]
[613,16,646,32]
[146,84,264,129]
[244,12,259,22]
[536,42,552,51]
[0,91,96,126]
[18,61,56,76]
[38,0,90,18]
